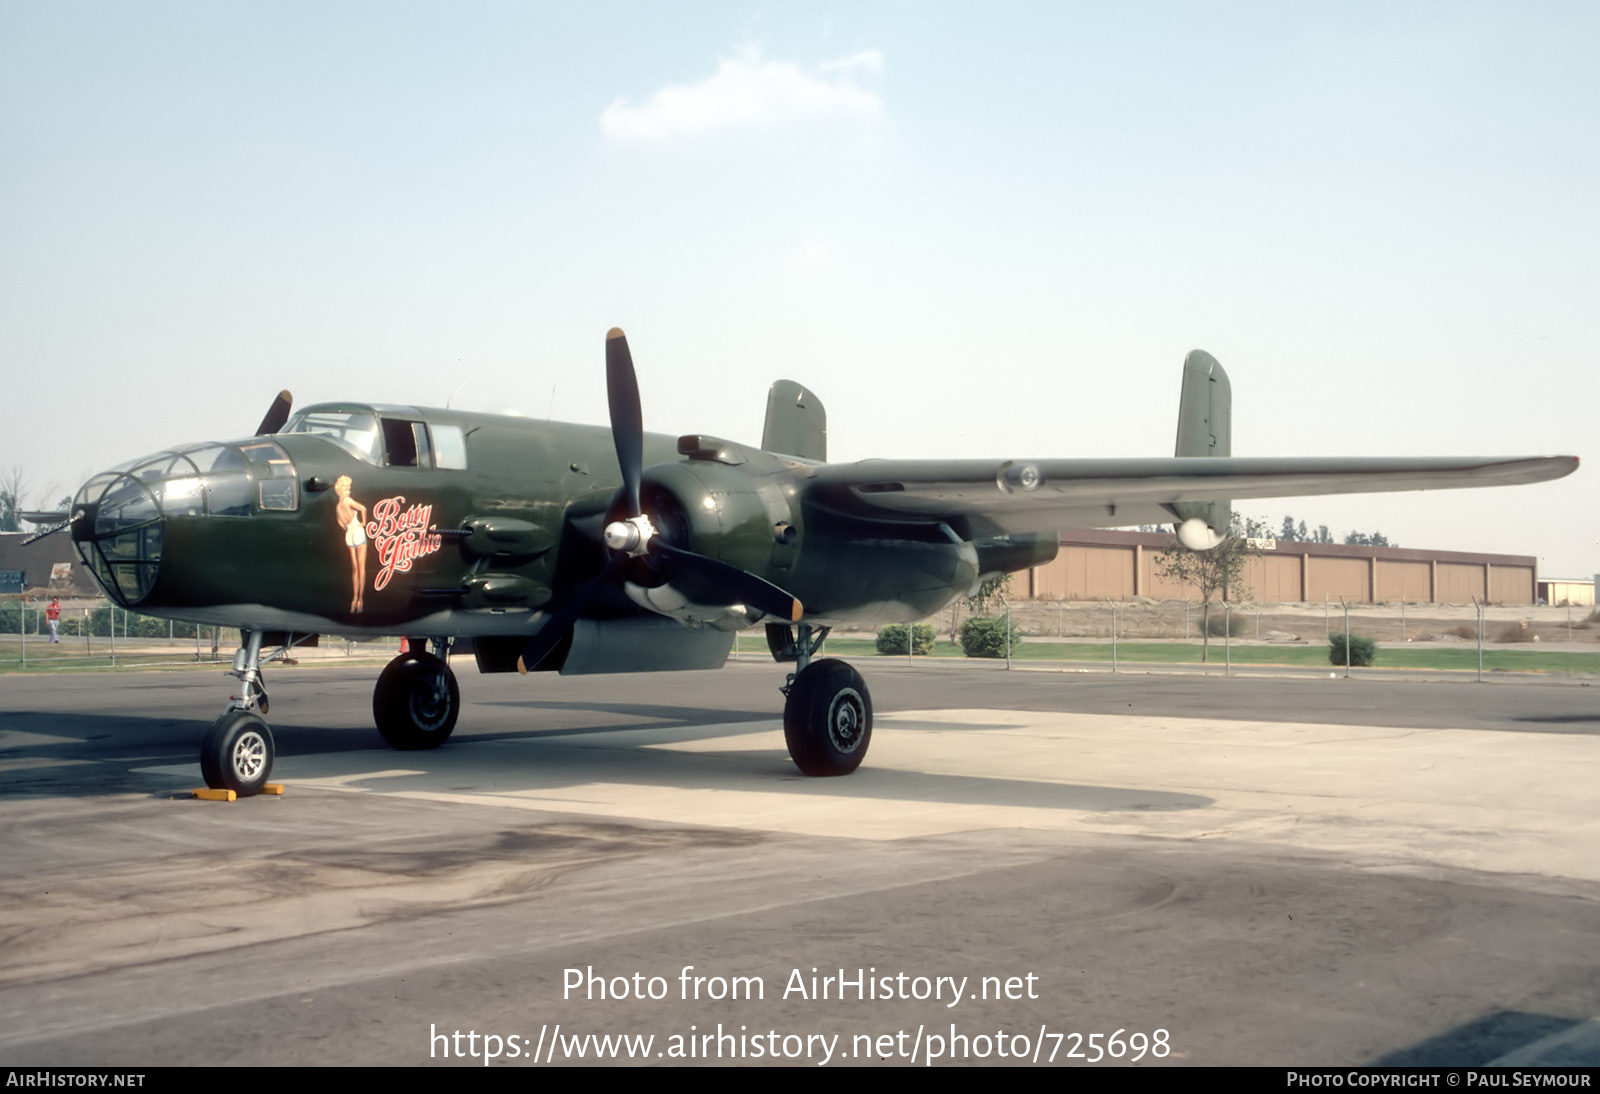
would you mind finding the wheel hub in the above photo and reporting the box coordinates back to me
[827,688,866,754]
[409,672,452,731]
[232,731,267,781]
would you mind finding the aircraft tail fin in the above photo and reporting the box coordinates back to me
[1174,350,1230,458]
[1170,350,1232,540]
[762,380,827,462]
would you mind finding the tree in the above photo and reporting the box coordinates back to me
[950,573,1012,643]
[963,573,1012,614]
[0,467,24,533]
[1342,530,1395,547]
[1155,514,1265,661]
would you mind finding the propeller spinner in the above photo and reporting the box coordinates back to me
[516,329,802,673]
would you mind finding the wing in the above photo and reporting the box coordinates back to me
[802,455,1578,534]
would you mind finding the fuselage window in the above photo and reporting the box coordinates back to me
[238,441,298,512]
[259,479,298,511]
[432,424,468,470]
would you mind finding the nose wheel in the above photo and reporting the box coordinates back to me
[200,710,275,796]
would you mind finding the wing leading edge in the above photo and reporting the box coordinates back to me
[803,454,1578,535]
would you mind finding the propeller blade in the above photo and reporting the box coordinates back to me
[256,390,293,436]
[605,329,644,515]
[651,542,803,622]
[515,556,623,673]
[19,510,69,524]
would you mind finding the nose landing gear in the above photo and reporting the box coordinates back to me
[200,629,275,796]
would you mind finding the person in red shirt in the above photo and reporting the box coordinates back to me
[46,597,61,644]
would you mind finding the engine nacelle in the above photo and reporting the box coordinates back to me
[624,454,798,622]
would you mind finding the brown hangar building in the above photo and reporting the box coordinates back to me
[1014,529,1541,606]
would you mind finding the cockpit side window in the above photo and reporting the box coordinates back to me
[239,441,298,511]
[432,425,468,470]
[380,419,431,468]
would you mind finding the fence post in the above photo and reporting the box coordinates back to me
[1108,599,1117,672]
[1473,597,1484,682]
[19,601,25,669]
[1002,596,1011,670]
[109,605,115,667]
[1340,596,1350,678]
[1224,603,1231,675]
[84,607,90,656]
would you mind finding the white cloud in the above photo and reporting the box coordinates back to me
[601,47,885,144]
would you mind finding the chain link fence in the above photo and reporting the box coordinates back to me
[0,598,401,671]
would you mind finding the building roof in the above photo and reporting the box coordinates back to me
[0,531,101,597]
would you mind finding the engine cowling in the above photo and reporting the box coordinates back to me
[620,457,796,627]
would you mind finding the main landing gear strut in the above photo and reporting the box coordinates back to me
[777,623,873,777]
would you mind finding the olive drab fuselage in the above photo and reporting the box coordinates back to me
[69,403,1011,655]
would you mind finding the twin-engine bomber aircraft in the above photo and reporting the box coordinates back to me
[42,330,1575,794]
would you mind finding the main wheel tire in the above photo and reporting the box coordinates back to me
[783,658,872,776]
[200,710,275,796]
[373,652,459,750]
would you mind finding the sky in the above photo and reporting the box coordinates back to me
[2,2,1595,578]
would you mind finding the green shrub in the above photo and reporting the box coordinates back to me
[1329,632,1377,667]
[959,615,1021,658]
[1203,611,1247,637]
[875,622,936,655]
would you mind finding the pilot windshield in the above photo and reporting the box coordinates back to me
[283,409,382,464]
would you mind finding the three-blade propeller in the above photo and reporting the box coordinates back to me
[516,329,802,673]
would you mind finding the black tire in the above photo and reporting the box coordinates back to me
[783,658,872,776]
[200,710,275,796]
[373,652,459,750]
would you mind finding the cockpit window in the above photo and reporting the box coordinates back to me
[284,409,382,464]
[239,441,297,511]
[433,424,468,470]
[381,419,420,467]
[378,419,434,468]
